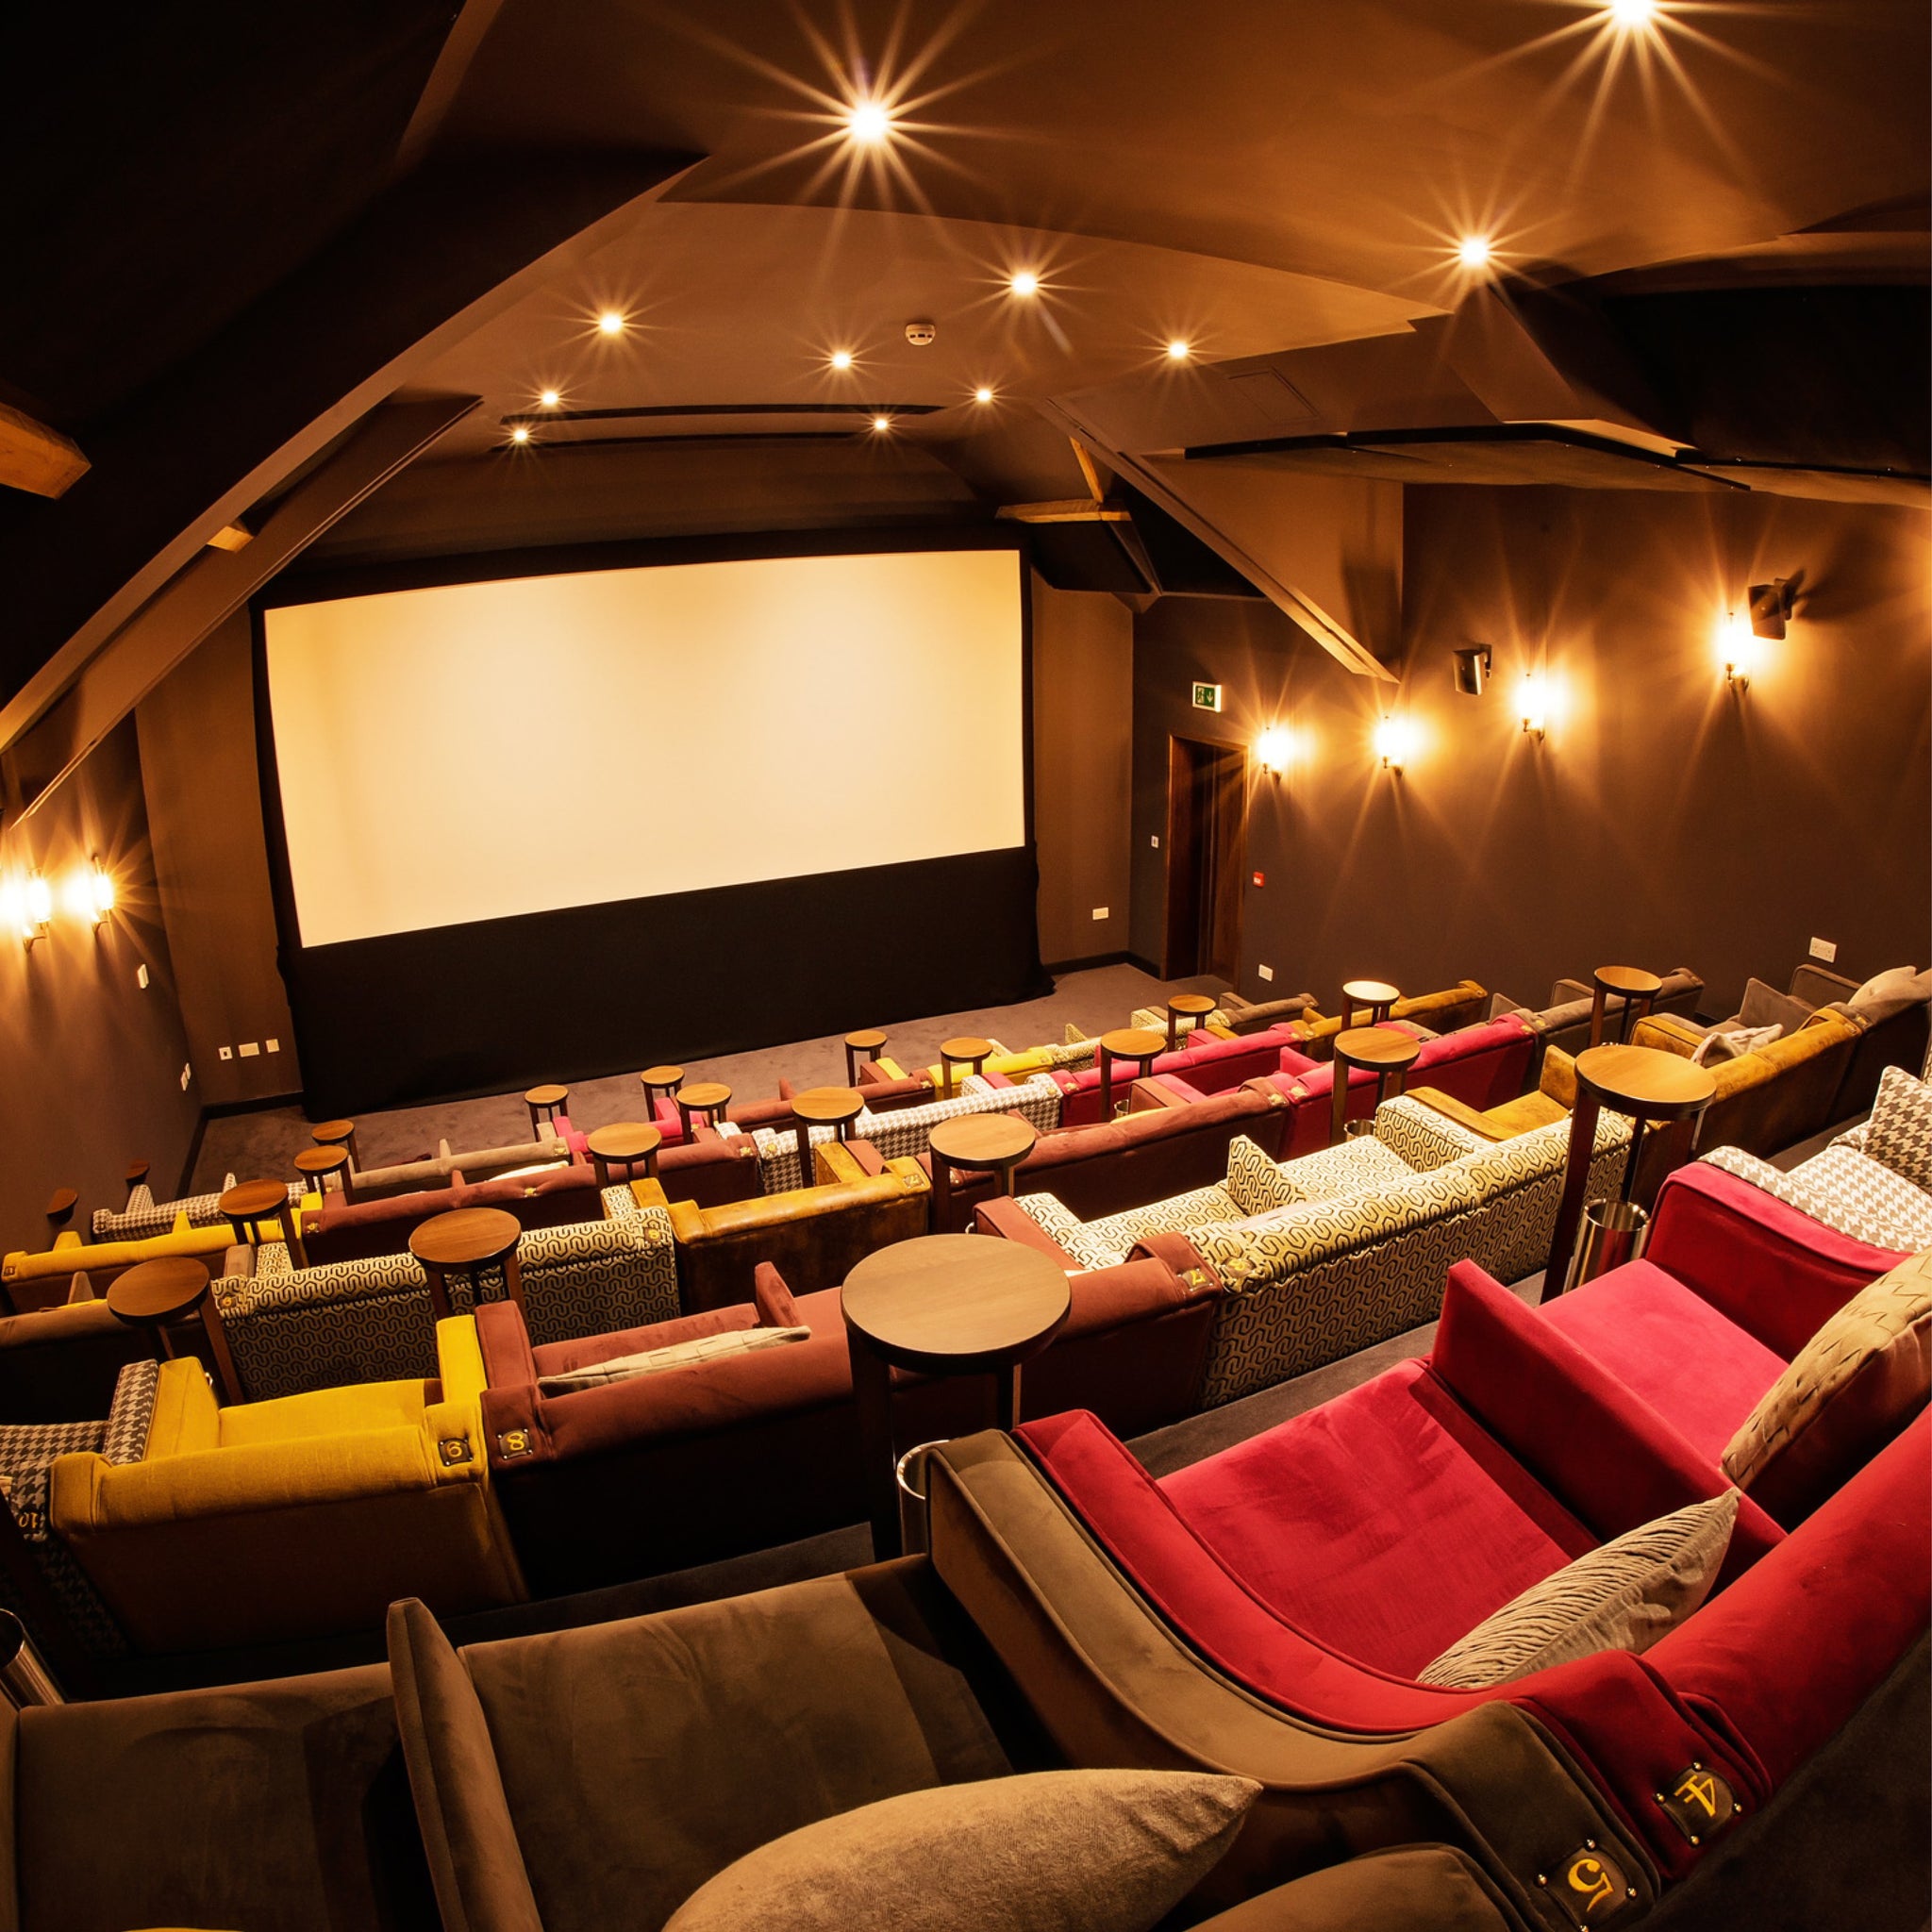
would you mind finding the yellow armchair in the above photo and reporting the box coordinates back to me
[50,1315,523,1654]
[2,1217,242,1312]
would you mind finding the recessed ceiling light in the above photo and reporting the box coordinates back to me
[1607,0,1658,25]
[538,389,560,408]
[1457,235,1493,269]
[597,310,625,337]
[847,98,892,143]
[830,349,855,371]
[1165,339,1191,361]
[974,386,994,405]
[509,425,532,444]
[872,414,892,433]
[1009,270,1041,297]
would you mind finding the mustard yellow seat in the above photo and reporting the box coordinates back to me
[50,1315,524,1654]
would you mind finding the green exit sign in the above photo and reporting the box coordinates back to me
[1191,682,1224,712]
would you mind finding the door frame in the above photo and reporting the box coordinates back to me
[1160,731,1248,981]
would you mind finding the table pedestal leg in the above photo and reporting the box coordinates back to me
[1543,1088,1605,1297]
[847,1329,901,1560]
[995,1362,1024,1433]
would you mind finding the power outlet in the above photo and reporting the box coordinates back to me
[179,1063,192,1091]
[239,1041,260,1058]
[1091,906,1108,921]
[266,1038,280,1054]
[1808,937,1838,963]
[1257,964,1274,983]
[136,962,149,991]
[218,1045,233,1061]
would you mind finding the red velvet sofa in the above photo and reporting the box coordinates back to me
[474,1242,1224,1592]
[1050,1023,1312,1127]
[301,1130,760,1265]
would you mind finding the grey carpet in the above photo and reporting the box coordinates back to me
[190,961,1228,1191]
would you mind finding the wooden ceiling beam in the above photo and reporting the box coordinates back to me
[0,400,89,499]
[996,498,1133,524]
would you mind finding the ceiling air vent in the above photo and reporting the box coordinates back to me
[1222,369,1318,426]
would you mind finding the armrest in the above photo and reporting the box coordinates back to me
[434,1315,488,1408]
[1124,1230,1220,1291]
[1433,1262,1780,1584]
[1128,1076,1194,1113]
[972,1196,1080,1267]
[1539,1048,1578,1108]
[1404,1086,1512,1143]
[827,1140,886,1179]
[1632,1013,1703,1058]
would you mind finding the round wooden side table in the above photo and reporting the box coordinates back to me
[927,1113,1040,1232]
[44,1188,78,1238]
[294,1144,354,1205]
[675,1081,733,1140]
[1341,978,1401,1030]
[938,1036,994,1098]
[122,1158,152,1200]
[1329,1025,1421,1146]
[309,1118,360,1172]
[1098,1026,1166,1119]
[638,1066,686,1121]
[107,1256,242,1403]
[843,1028,889,1086]
[1588,965,1665,1048]
[788,1087,866,1186]
[409,1207,526,1323]
[220,1179,306,1269]
[842,1235,1071,1557]
[1544,1044,1717,1292]
[525,1085,570,1137]
[587,1123,662,1191]
[1164,993,1219,1052]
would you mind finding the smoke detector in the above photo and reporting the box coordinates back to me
[905,320,937,346]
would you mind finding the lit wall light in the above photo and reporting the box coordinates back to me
[1256,726,1294,779]
[1373,716,1416,774]
[1717,611,1761,692]
[1519,672,1548,741]
[12,871,53,950]
[90,858,116,926]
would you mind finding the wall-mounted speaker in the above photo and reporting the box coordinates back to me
[1452,644,1493,696]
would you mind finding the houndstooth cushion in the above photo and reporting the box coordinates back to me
[1225,1137,1305,1217]
[754,1074,1063,1194]
[1703,1144,1932,1252]
[1373,1096,1489,1173]
[1864,1065,1932,1192]
[1721,1249,1932,1513]
[1418,1492,1738,1689]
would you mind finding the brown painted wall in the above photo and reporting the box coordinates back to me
[1031,579,1133,964]
[136,608,300,1107]
[1131,487,1932,1018]
[0,722,200,1256]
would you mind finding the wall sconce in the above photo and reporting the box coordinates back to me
[1749,578,1795,641]
[1718,611,1762,692]
[1373,716,1415,774]
[1451,645,1492,696]
[11,871,53,950]
[89,857,116,927]
[1255,726,1293,779]
[1519,672,1547,741]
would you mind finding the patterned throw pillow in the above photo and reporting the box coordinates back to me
[1721,1249,1932,1521]
[1864,1065,1932,1191]
[1417,1491,1738,1689]
[1224,1136,1305,1216]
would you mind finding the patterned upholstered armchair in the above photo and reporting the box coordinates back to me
[91,1175,302,1242]
[215,1203,679,1400]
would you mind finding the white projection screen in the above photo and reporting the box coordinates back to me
[263,547,1025,948]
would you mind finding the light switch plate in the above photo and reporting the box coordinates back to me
[136,962,149,990]
[239,1041,260,1058]
[1149,835,1159,848]
[218,1045,233,1061]
[266,1038,280,1054]
[1091,907,1108,921]
[1808,937,1837,962]
[1257,964,1274,982]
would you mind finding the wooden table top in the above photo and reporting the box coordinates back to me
[123,1159,151,1184]
[587,1122,663,1161]
[928,1113,1039,1169]
[1574,1044,1716,1117]
[843,1235,1071,1376]
[524,1084,569,1108]
[310,1119,356,1144]
[1342,977,1402,1006]
[639,1065,685,1089]
[1334,1025,1422,1070]
[1593,964,1665,997]
[221,1178,291,1220]
[294,1146,349,1175]
[1167,993,1218,1018]
[676,1081,733,1110]
[791,1087,866,1126]
[939,1035,995,1061]
[844,1028,888,1052]
[409,1207,523,1268]
[108,1256,212,1323]
[1100,1026,1166,1059]
[45,1187,78,1216]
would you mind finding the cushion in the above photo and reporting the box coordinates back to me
[1721,1249,1932,1522]
[1848,964,1932,1024]
[538,1324,811,1392]
[1691,1022,1782,1065]
[1224,1136,1305,1217]
[1417,1491,1739,1690]
[661,1769,1259,1932]
[1864,1064,1932,1191]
